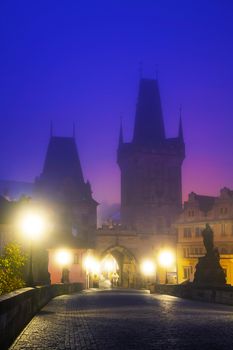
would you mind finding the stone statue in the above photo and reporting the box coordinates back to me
[202,224,214,254]
[193,224,226,286]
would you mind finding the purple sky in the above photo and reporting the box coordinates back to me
[1,1,233,208]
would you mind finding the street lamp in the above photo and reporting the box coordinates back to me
[55,249,72,283]
[20,212,46,287]
[140,259,156,288]
[140,259,156,277]
[83,255,100,289]
[158,250,175,284]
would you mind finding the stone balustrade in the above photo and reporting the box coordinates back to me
[150,283,233,305]
[0,283,83,350]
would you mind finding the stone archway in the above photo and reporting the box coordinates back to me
[101,246,138,288]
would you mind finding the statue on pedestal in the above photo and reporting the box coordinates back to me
[193,224,226,286]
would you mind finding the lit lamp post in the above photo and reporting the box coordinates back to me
[158,250,175,284]
[84,255,100,289]
[21,212,46,287]
[55,250,72,283]
[140,259,156,288]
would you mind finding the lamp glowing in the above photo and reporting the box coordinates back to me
[158,250,175,268]
[56,250,72,266]
[84,255,100,274]
[141,259,156,276]
[21,212,46,240]
[19,211,46,286]
[101,254,118,274]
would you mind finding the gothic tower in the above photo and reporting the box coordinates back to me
[117,78,185,233]
[35,133,98,246]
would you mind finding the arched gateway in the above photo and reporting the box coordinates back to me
[101,245,138,288]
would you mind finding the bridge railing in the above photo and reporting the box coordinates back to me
[0,283,83,350]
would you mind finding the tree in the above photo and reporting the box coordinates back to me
[0,242,27,295]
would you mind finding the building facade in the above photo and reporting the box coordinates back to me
[176,188,233,285]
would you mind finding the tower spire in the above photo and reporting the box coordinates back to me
[118,117,124,147]
[133,78,165,147]
[178,105,184,142]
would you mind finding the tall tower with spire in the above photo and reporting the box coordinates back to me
[35,131,98,246]
[117,78,185,233]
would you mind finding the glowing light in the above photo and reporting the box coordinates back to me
[56,250,72,266]
[141,259,156,276]
[101,254,118,273]
[158,250,175,268]
[20,212,46,240]
[84,255,100,274]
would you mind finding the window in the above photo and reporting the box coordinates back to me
[183,248,190,258]
[188,210,195,217]
[184,227,192,238]
[195,227,202,237]
[221,247,228,254]
[220,208,228,215]
[221,223,226,236]
[183,266,193,280]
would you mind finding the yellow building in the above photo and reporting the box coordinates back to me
[176,188,233,285]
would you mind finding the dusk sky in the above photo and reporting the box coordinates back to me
[1,1,233,208]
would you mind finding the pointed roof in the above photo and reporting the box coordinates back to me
[118,118,124,147]
[178,115,184,142]
[178,105,184,143]
[42,136,84,185]
[133,78,165,147]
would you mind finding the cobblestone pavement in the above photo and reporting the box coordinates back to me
[10,289,233,350]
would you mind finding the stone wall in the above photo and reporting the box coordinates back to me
[151,283,233,305]
[0,283,83,350]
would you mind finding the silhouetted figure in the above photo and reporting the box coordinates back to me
[194,224,226,286]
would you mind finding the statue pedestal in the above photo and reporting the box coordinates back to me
[194,253,226,286]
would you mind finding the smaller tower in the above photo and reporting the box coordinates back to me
[35,130,98,246]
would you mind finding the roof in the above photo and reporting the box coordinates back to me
[132,79,165,147]
[42,136,84,184]
[189,192,216,212]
